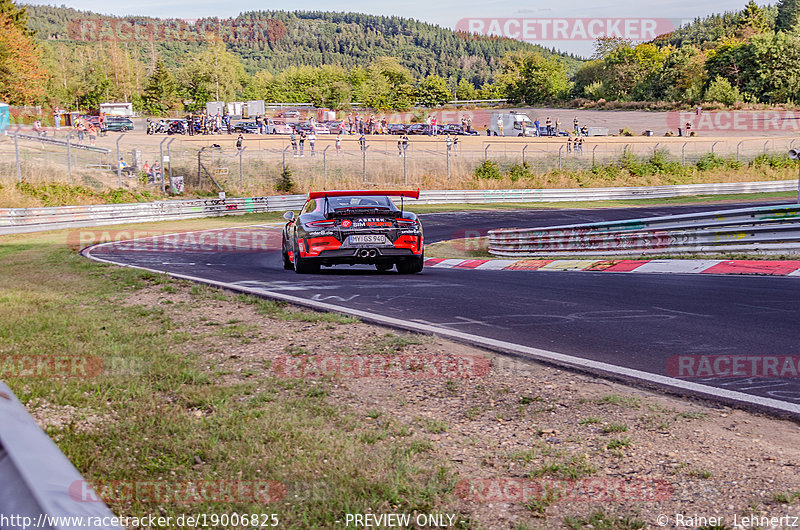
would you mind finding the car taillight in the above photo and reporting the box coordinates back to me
[395,218,417,227]
[307,220,336,228]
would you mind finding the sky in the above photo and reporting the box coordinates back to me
[23,0,754,56]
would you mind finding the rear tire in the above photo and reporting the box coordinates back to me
[293,243,319,274]
[282,241,294,270]
[396,254,424,274]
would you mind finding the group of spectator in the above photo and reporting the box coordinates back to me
[289,130,319,157]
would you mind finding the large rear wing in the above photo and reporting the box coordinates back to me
[308,189,420,200]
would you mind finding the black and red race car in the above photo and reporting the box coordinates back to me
[281,189,424,274]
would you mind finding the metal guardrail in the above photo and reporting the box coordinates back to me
[0,180,796,236]
[0,382,123,530]
[14,133,111,154]
[488,203,800,256]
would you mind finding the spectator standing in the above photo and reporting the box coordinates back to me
[567,137,572,153]
[445,134,452,154]
[467,116,472,131]
[545,117,552,136]
[431,116,437,136]
[533,118,540,137]
[577,137,584,155]
[453,135,459,156]
[336,133,342,155]
[256,114,263,134]
[76,120,85,144]
[236,134,243,150]
[99,114,107,136]
[555,118,561,134]
[573,116,579,134]
[401,134,409,154]
[308,131,316,156]
[425,115,432,136]
[497,116,503,136]
[359,133,366,151]
[290,131,298,157]
[87,123,97,146]
[397,136,403,156]
[299,132,306,156]
[53,108,60,131]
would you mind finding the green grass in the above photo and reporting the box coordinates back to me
[530,455,596,480]
[0,232,460,526]
[602,423,628,434]
[606,437,633,450]
[598,394,641,408]
[564,509,646,529]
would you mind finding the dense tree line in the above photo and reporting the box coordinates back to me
[6,1,800,111]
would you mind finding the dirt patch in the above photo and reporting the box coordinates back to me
[123,283,800,528]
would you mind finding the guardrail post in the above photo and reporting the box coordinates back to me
[197,148,202,186]
[446,147,451,182]
[681,142,686,166]
[484,144,490,160]
[238,146,245,189]
[592,144,598,165]
[362,145,368,184]
[522,144,527,165]
[323,145,330,188]
[403,146,407,185]
[159,137,168,193]
[167,138,175,187]
[654,143,659,154]
[736,140,743,162]
[66,132,73,185]
[13,132,21,181]
[115,134,124,187]
[711,141,718,155]
[558,145,563,170]
[764,140,769,154]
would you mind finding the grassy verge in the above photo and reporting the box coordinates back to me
[0,230,464,527]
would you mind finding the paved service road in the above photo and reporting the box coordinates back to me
[86,201,800,417]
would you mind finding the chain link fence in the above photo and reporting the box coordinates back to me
[2,132,799,195]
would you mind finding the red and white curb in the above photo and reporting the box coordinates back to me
[424,258,800,276]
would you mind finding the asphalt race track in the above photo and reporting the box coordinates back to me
[85,201,800,418]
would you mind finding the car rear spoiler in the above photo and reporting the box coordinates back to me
[308,189,420,200]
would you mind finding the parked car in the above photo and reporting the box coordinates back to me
[406,124,430,135]
[105,117,134,132]
[294,122,330,135]
[387,124,409,135]
[266,119,292,134]
[277,110,301,119]
[324,121,346,134]
[536,126,569,137]
[233,121,260,134]
[282,189,424,274]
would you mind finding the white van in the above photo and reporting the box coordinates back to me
[488,111,534,137]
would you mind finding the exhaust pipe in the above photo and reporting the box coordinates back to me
[368,249,377,258]
[358,249,370,258]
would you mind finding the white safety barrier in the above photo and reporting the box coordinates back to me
[488,203,800,256]
[0,382,124,529]
[0,180,796,236]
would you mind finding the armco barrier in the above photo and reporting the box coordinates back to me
[488,203,800,256]
[0,382,124,529]
[0,180,796,236]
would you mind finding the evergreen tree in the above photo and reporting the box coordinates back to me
[776,0,800,32]
[142,58,177,116]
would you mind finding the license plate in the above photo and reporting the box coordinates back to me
[350,234,387,245]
